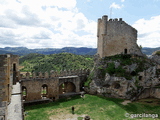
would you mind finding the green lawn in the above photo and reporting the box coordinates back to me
[24,94,160,120]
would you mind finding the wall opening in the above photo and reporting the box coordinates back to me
[13,63,17,85]
[8,84,9,102]
[41,84,48,99]
[59,82,76,94]
[124,49,127,54]
[22,86,27,101]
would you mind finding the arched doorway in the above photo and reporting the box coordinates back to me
[59,82,76,94]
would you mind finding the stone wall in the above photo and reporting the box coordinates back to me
[21,78,59,101]
[20,69,89,102]
[97,15,143,58]
[0,54,19,119]
[0,54,19,103]
[20,69,90,79]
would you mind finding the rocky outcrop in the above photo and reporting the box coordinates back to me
[150,50,160,64]
[86,54,160,100]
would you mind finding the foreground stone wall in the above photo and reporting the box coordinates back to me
[20,69,89,102]
[0,54,19,103]
[21,78,59,101]
[0,54,19,119]
[97,15,143,58]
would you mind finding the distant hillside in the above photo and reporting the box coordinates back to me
[0,47,159,56]
[19,53,94,73]
[141,47,160,55]
[0,47,97,56]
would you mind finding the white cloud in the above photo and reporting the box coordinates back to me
[0,0,97,49]
[132,15,160,48]
[110,2,124,9]
[121,0,125,2]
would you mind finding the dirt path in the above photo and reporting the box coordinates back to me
[48,105,90,120]
[49,113,87,120]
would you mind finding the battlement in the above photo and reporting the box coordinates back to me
[20,69,90,80]
[98,16,123,22]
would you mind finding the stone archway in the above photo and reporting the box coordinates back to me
[41,84,48,98]
[59,82,76,94]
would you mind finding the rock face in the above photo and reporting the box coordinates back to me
[86,54,160,100]
[151,50,160,64]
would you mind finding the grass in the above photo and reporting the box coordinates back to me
[24,94,160,120]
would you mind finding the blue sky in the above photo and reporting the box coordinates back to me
[0,0,160,49]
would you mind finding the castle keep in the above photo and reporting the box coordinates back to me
[97,15,143,57]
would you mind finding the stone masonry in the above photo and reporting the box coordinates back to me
[0,54,19,119]
[97,15,144,58]
[20,69,89,102]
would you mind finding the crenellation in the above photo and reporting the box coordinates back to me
[114,18,118,21]
[119,18,122,21]
[44,71,49,78]
[109,19,112,21]
[38,72,43,78]
[20,69,90,80]
[32,72,36,79]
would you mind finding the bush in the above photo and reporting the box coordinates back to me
[84,71,94,87]
[155,51,160,56]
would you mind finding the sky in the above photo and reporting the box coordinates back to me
[0,0,160,49]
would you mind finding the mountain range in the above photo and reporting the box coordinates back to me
[0,47,159,56]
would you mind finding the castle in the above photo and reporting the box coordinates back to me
[87,15,160,101]
[0,15,160,120]
[97,15,143,57]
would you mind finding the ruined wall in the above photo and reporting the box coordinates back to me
[0,54,19,103]
[21,78,59,101]
[97,15,143,58]
[59,76,80,94]
[0,54,19,119]
[20,69,89,102]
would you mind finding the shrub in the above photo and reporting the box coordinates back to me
[155,51,160,56]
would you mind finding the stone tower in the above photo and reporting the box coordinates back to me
[0,54,19,104]
[97,15,143,58]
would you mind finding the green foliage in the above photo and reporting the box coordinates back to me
[99,54,153,80]
[24,94,160,120]
[155,51,160,56]
[105,62,115,75]
[20,53,94,73]
[139,45,142,49]
[84,71,94,87]
[115,66,125,77]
